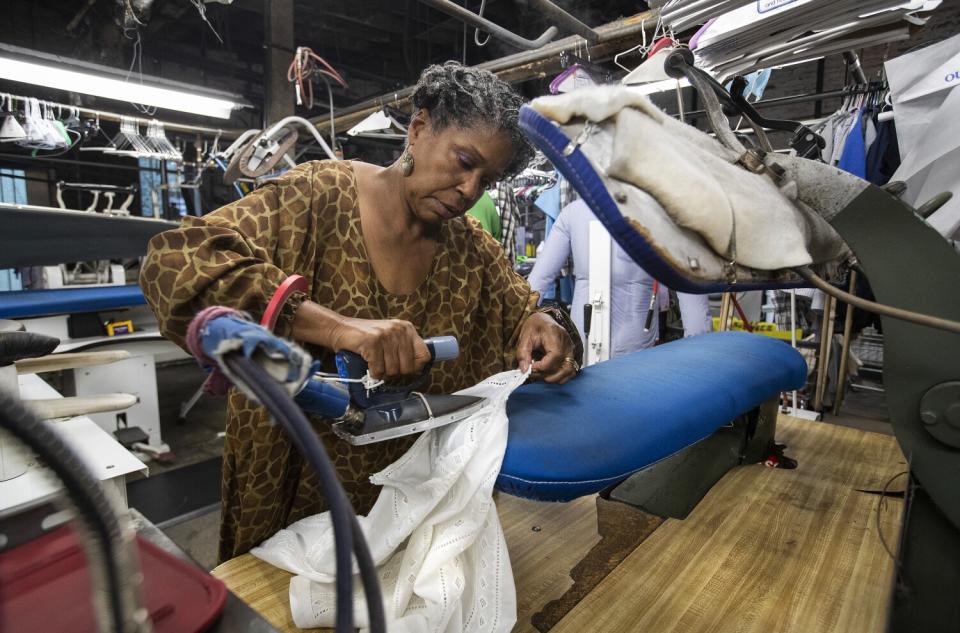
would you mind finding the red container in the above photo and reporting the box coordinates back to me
[0,525,227,633]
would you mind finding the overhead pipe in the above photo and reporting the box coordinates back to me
[319,13,655,134]
[416,0,559,50]
[528,0,600,43]
[842,51,868,85]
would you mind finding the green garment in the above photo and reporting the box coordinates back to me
[466,191,502,241]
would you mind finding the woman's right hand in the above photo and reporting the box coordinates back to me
[329,316,432,380]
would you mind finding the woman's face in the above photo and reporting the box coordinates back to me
[404,110,515,225]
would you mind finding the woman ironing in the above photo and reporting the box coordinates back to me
[140,61,581,561]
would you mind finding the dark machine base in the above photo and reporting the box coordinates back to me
[610,397,781,517]
[888,472,960,633]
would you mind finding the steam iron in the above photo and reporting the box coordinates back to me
[328,337,487,445]
[193,310,485,445]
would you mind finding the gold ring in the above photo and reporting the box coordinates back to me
[563,357,581,373]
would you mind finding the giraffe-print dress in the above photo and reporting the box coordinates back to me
[140,160,581,561]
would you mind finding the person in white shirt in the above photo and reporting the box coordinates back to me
[528,199,712,357]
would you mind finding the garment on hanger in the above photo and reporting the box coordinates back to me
[837,109,866,178]
[811,86,891,173]
[549,65,597,94]
[863,114,878,152]
[558,174,578,210]
[533,178,561,222]
[489,181,521,264]
[865,117,900,185]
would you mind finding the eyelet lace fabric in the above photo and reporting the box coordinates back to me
[251,369,530,632]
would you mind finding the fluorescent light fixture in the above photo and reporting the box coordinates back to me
[0,52,241,119]
[626,77,691,97]
[773,55,825,70]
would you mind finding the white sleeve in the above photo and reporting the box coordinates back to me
[526,211,573,299]
[677,292,713,337]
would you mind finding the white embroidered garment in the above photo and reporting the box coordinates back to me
[251,369,529,633]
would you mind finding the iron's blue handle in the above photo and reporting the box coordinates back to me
[335,335,461,381]
[424,336,459,362]
[334,336,461,408]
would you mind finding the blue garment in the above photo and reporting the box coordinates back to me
[866,117,900,186]
[837,109,867,178]
[725,69,772,101]
[534,177,561,221]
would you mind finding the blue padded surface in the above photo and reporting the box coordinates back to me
[518,106,809,294]
[496,332,806,501]
[0,285,146,318]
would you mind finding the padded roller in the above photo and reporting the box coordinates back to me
[0,285,146,319]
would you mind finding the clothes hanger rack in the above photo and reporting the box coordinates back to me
[0,91,240,140]
[678,84,888,121]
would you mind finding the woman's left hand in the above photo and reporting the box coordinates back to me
[516,312,579,384]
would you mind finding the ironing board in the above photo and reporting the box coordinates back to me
[0,285,146,319]
[497,331,806,501]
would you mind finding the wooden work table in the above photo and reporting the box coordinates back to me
[212,415,906,632]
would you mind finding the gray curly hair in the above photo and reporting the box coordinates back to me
[410,61,535,178]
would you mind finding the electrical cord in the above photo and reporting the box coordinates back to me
[876,470,908,564]
[0,389,149,633]
[287,47,348,110]
[319,73,337,153]
[794,267,960,334]
[223,354,386,633]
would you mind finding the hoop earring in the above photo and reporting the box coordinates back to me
[400,148,414,177]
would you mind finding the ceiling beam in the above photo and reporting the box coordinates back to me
[314,12,654,133]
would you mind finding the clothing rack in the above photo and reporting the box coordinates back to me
[0,91,243,140]
[679,84,888,120]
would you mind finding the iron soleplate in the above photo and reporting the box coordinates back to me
[331,394,487,445]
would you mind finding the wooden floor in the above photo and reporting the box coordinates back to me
[552,416,906,633]
[212,415,906,632]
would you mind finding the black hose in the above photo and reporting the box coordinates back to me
[223,354,386,633]
[0,389,145,633]
[795,267,960,334]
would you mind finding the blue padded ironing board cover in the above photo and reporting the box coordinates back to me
[496,331,806,501]
[0,285,146,319]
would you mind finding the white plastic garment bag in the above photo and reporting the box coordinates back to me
[17,99,65,150]
[17,98,48,148]
[887,33,960,238]
[252,369,530,633]
[0,96,26,142]
[885,31,960,161]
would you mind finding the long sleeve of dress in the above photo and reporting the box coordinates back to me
[139,163,318,349]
